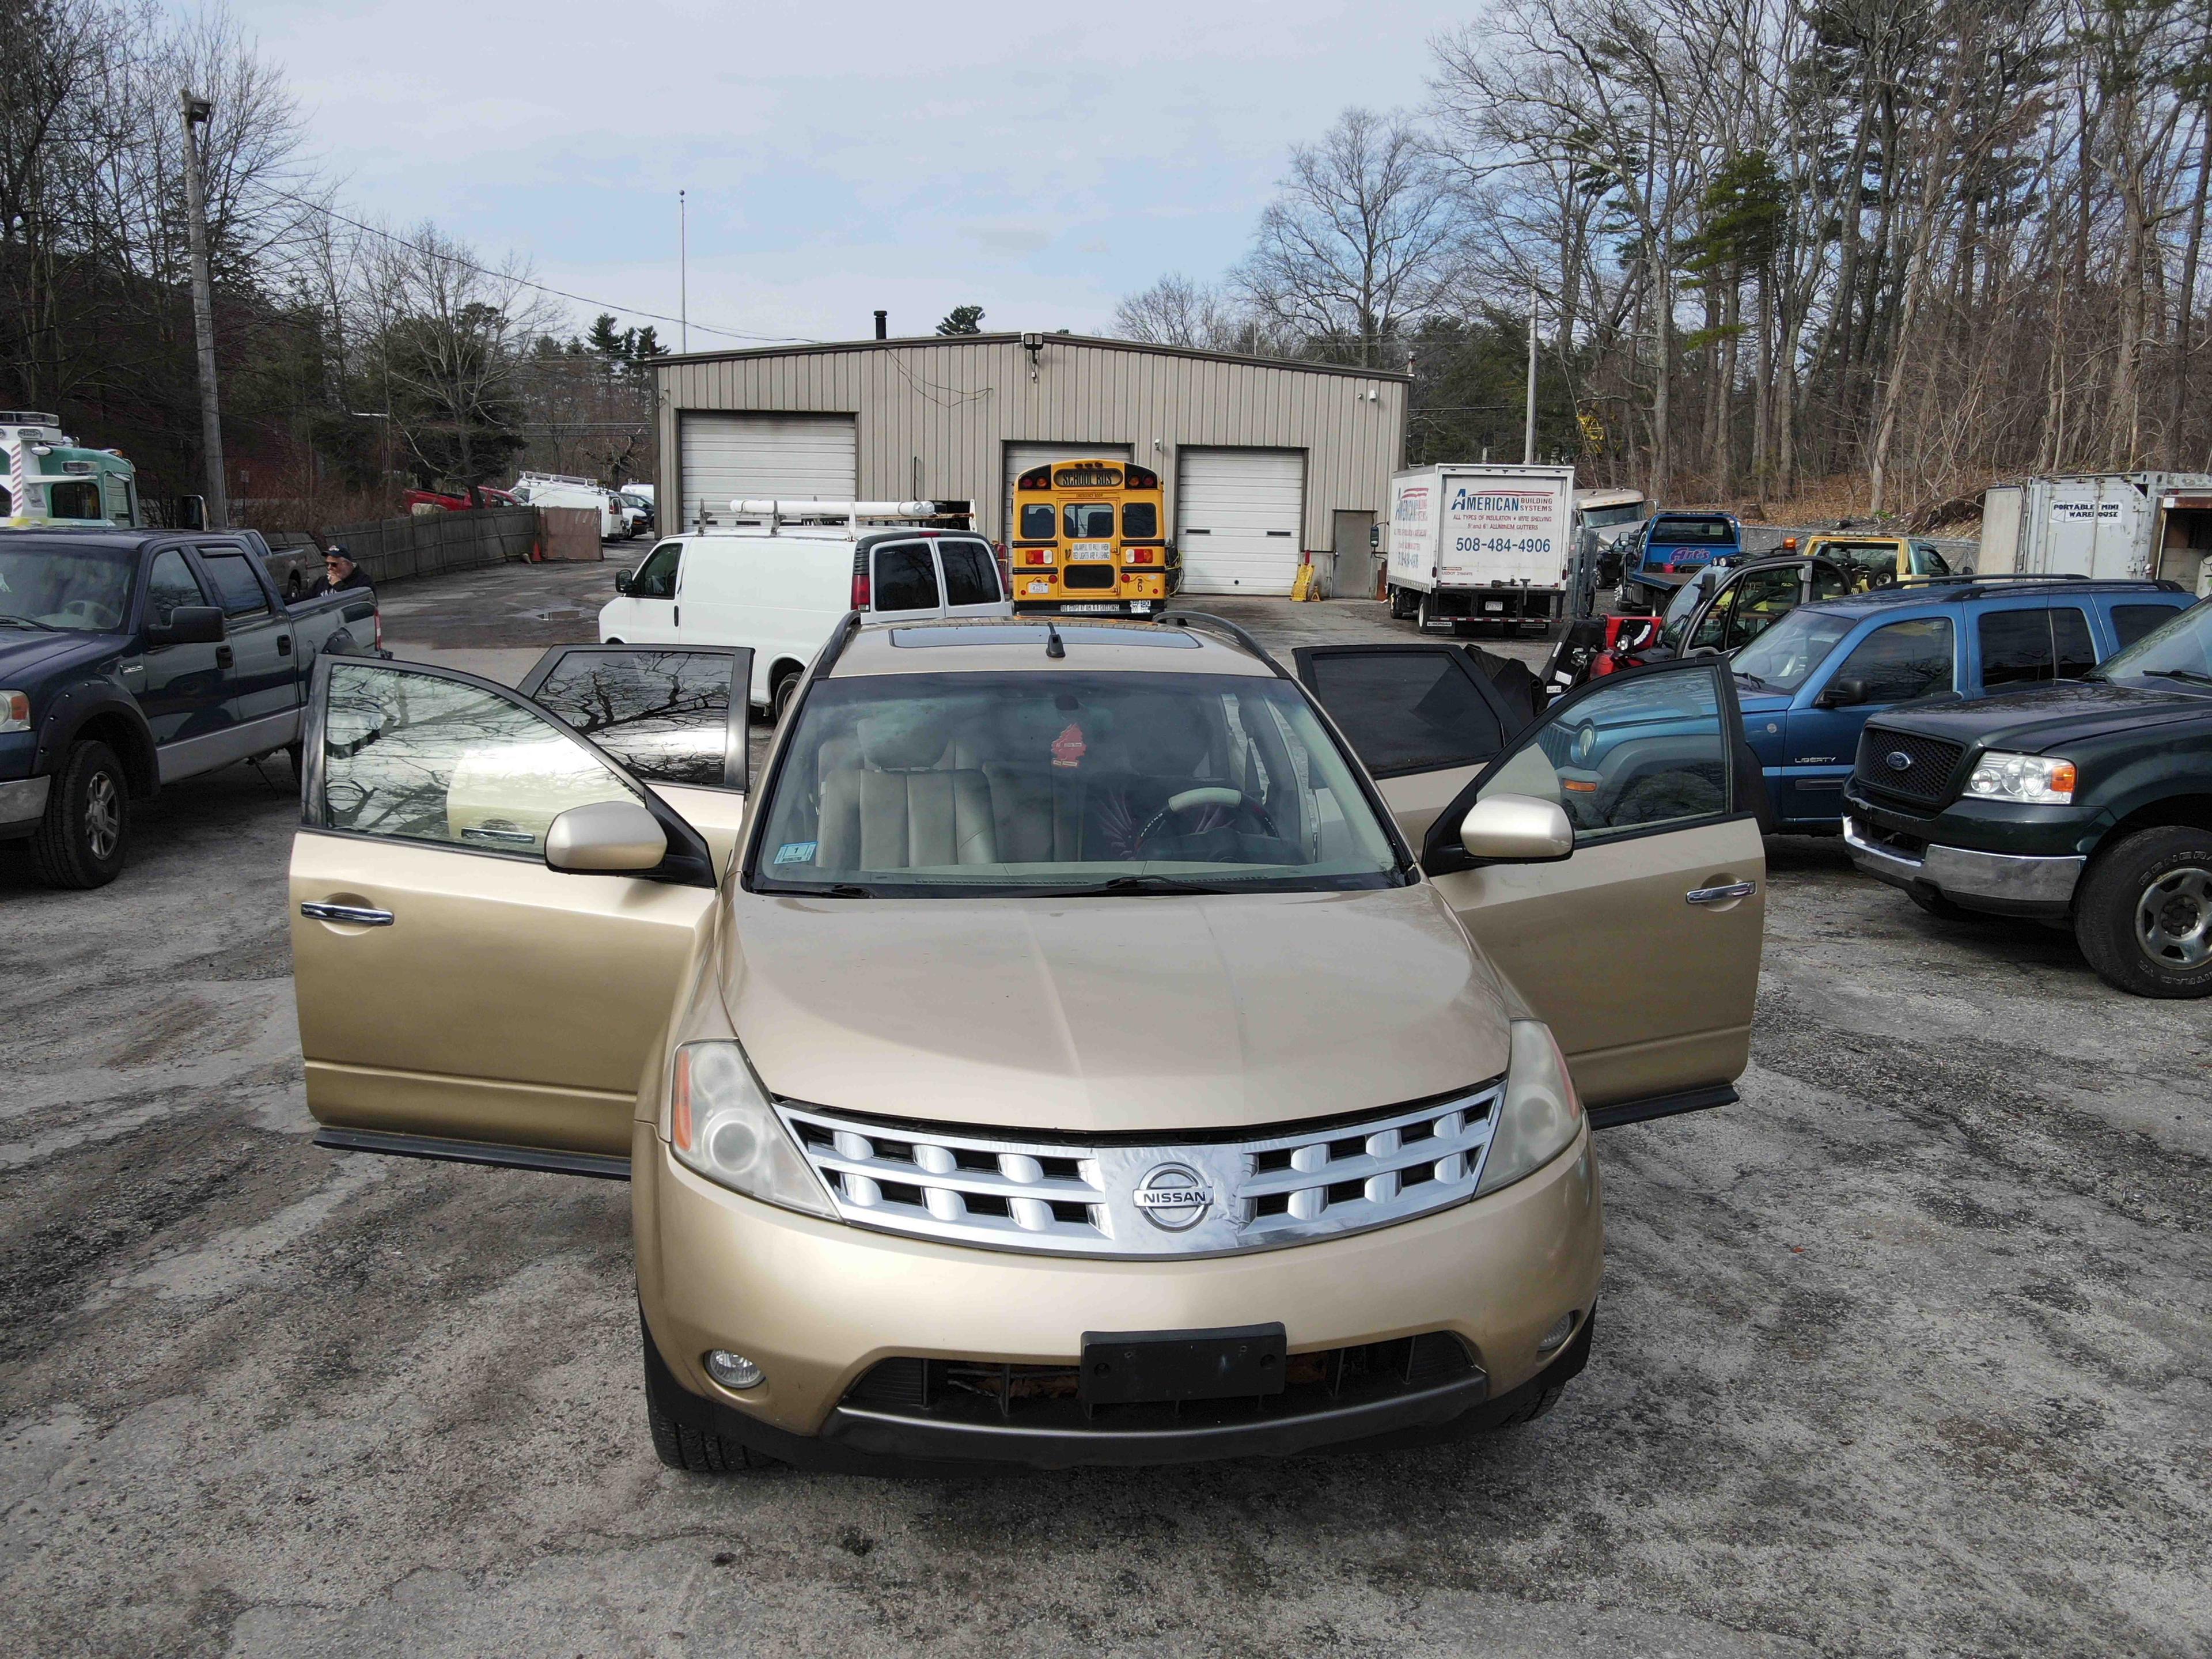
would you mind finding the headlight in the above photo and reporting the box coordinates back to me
[0,691,28,733]
[666,1040,835,1218]
[1475,1021,1583,1195]
[1964,750,2075,804]
[1571,722,1597,764]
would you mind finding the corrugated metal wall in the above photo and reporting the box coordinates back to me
[654,335,1408,551]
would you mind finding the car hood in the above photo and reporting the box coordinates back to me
[1869,679,2210,751]
[721,882,1512,1135]
[0,628,115,681]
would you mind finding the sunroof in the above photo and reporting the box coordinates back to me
[888,625,1199,649]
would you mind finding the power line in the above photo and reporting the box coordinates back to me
[263,184,818,347]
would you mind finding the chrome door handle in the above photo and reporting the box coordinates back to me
[300,901,394,926]
[1685,881,1756,906]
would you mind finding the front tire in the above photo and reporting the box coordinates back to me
[30,740,130,889]
[2074,827,2212,998]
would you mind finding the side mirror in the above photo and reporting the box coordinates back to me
[146,604,226,646]
[173,494,207,531]
[546,800,666,873]
[613,570,634,595]
[1459,793,1575,863]
[1816,676,1869,709]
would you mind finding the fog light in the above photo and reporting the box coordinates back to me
[706,1350,764,1391]
[1536,1312,1577,1355]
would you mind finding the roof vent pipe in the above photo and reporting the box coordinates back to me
[874,310,887,340]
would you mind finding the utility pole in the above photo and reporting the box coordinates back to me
[679,190,688,354]
[1523,282,1539,466]
[179,91,228,527]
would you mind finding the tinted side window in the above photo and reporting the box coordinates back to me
[199,551,269,616]
[1302,650,1504,777]
[1018,503,1056,541]
[1978,608,2093,687]
[1837,617,1953,701]
[1481,666,1729,842]
[938,540,1001,606]
[145,549,206,626]
[2112,604,2182,650]
[871,542,940,612]
[529,649,736,788]
[1123,501,1159,539]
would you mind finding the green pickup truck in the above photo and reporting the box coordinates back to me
[1843,598,2212,997]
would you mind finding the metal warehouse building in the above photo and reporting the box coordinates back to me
[652,332,1409,597]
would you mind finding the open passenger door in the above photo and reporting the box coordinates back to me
[290,650,747,1177]
[1312,653,1764,1125]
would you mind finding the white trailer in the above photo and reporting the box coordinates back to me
[1979,473,2212,595]
[1384,463,1577,635]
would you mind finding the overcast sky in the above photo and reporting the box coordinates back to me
[231,0,1468,348]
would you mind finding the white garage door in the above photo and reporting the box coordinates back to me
[1176,449,1305,596]
[1002,442,1131,544]
[679,414,857,529]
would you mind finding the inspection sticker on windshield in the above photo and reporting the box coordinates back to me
[774,842,818,865]
[1052,724,1087,769]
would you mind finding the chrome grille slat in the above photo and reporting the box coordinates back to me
[777,1081,1505,1259]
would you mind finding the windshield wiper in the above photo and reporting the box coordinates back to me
[2141,668,2212,687]
[0,614,60,631]
[1732,668,1766,687]
[1050,874,1241,897]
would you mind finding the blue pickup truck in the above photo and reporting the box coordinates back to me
[0,528,380,887]
[1723,577,2194,831]
[1617,511,1741,609]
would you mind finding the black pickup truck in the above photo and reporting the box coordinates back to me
[1843,597,2212,997]
[0,528,381,888]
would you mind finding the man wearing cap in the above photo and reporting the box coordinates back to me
[310,545,373,598]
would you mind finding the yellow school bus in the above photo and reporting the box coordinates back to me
[1007,457,1179,616]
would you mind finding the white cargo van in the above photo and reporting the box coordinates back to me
[599,500,1012,719]
[1384,463,1577,637]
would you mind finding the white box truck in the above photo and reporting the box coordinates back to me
[1979,473,2212,595]
[1384,463,1577,636]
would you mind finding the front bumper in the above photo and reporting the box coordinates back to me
[634,1118,1602,1467]
[0,774,50,836]
[1843,812,2083,916]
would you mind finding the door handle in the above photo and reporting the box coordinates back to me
[1686,881,1756,906]
[215,645,234,668]
[276,634,292,656]
[673,605,680,626]
[300,901,394,926]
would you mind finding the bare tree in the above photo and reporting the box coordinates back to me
[1234,108,1461,368]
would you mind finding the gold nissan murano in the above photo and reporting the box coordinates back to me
[290,614,1763,1472]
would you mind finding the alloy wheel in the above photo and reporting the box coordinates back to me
[84,771,120,861]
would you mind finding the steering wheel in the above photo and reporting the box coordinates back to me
[1135,786,1279,849]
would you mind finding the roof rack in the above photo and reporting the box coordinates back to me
[1151,610,1292,679]
[704,498,975,536]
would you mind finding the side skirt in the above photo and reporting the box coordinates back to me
[1588,1083,1737,1131]
[314,1126,630,1180]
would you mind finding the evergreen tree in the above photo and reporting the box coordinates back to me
[935,305,985,336]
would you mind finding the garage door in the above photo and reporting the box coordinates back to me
[1176,449,1304,596]
[679,414,857,528]
[1002,442,1131,545]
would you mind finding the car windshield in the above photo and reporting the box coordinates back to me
[1582,503,1643,528]
[751,670,1406,896]
[1728,605,1856,691]
[0,540,134,631]
[2089,599,2212,688]
[1653,517,1733,543]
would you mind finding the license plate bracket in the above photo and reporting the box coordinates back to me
[1078,1323,1287,1406]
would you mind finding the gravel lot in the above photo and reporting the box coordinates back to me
[2,560,2207,1658]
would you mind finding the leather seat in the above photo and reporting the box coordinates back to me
[817,714,998,869]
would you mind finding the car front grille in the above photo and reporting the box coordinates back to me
[842,1331,1483,1429]
[778,1082,1505,1259]
[1852,728,1965,806]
